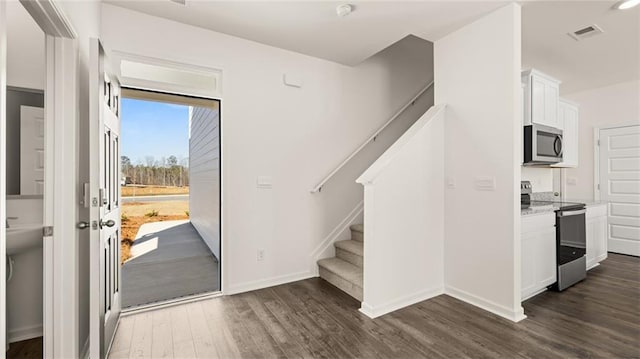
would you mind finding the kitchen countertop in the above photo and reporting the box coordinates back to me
[563,199,607,207]
[521,199,607,216]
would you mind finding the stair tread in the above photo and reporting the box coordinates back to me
[334,240,363,256]
[350,224,364,233]
[317,258,362,287]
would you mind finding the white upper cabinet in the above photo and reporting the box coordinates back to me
[522,69,561,128]
[552,99,579,168]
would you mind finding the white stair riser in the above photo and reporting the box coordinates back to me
[335,247,363,268]
[351,229,364,242]
[318,268,363,301]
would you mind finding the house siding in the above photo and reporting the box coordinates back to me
[189,105,221,259]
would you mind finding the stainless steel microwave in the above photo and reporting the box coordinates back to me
[524,124,563,165]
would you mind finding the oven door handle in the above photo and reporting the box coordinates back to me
[558,209,586,217]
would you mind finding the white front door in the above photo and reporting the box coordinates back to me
[89,38,122,358]
[20,105,45,195]
[599,125,640,256]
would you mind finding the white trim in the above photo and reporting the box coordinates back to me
[225,271,315,295]
[309,200,364,275]
[46,34,79,358]
[587,262,601,271]
[8,324,43,343]
[19,0,76,38]
[109,50,223,100]
[445,285,527,322]
[0,2,7,353]
[356,104,445,185]
[359,286,444,319]
[594,128,600,201]
[122,291,223,316]
[521,287,547,302]
[311,82,434,193]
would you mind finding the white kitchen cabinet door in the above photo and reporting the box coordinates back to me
[521,213,557,301]
[521,231,538,299]
[586,205,608,270]
[552,100,579,168]
[522,69,561,128]
[537,227,557,287]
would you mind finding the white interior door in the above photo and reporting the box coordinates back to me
[89,38,122,358]
[20,105,45,195]
[599,125,640,256]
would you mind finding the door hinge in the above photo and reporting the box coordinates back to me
[597,184,600,190]
[597,139,600,146]
[43,226,54,236]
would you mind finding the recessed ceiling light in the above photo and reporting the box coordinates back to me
[613,0,640,10]
[336,4,353,17]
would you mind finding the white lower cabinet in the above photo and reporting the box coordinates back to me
[586,204,608,270]
[521,213,557,301]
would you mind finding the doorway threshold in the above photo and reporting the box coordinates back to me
[121,290,223,317]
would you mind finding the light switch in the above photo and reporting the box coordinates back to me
[474,176,496,191]
[257,176,272,189]
[567,177,577,186]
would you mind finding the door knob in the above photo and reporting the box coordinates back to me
[99,219,116,229]
[77,221,90,229]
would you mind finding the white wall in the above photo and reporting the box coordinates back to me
[189,105,220,259]
[436,4,525,321]
[563,80,640,201]
[357,105,444,318]
[55,0,102,355]
[101,5,434,294]
[6,1,44,90]
[521,167,554,192]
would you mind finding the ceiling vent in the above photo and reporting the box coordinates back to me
[568,24,604,41]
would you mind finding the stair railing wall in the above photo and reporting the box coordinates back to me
[356,104,447,319]
[310,81,434,194]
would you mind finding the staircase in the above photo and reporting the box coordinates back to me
[317,224,364,301]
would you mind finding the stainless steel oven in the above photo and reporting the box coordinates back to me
[524,124,563,165]
[554,205,587,291]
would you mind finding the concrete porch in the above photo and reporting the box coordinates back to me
[122,220,220,309]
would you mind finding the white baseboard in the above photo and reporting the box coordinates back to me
[359,286,444,319]
[81,337,89,359]
[445,285,526,322]
[8,324,42,343]
[226,271,315,295]
[309,201,364,276]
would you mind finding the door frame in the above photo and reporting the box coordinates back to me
[0,1,78,357]
[110,51,225,294]
[593,123,640,201]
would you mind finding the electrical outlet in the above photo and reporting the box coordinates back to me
[257,250,265,261]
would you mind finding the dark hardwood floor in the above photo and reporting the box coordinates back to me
[110,253,640,358]
[6,336,42,358]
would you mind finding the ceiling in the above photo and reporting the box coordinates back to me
[104,0,508,65]
[522,1,640,94]
[105,1,639,94]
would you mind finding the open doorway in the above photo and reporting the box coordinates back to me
[4,2,46,357]
[119,88,221,310]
